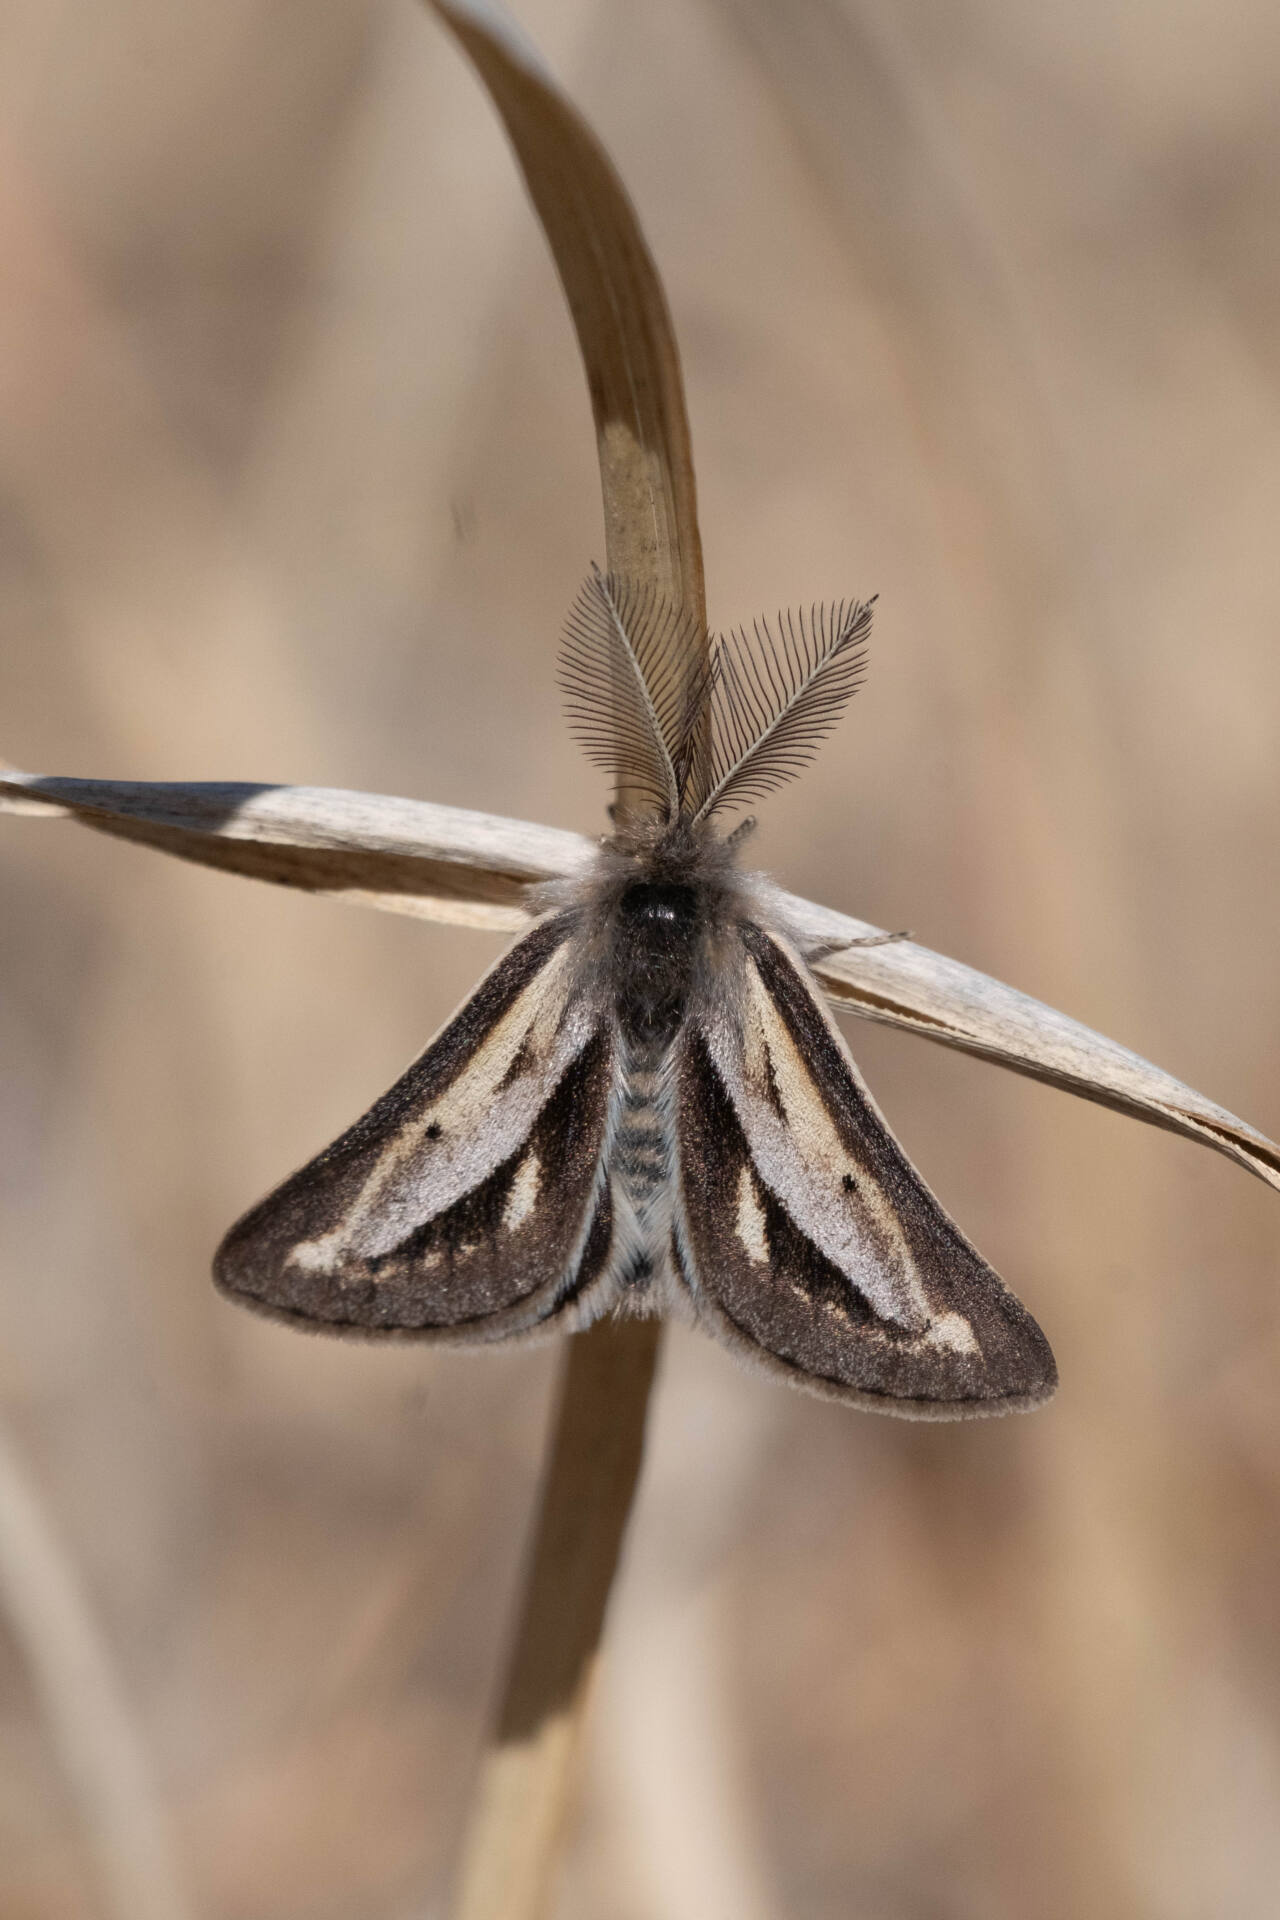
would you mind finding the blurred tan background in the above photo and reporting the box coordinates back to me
[3,0,1280,1915]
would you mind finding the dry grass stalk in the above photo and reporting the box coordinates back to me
[0,1426,195,1920]
[450,1317,661,1920]
[422,4,706,1914]
[5,766,1277,1195]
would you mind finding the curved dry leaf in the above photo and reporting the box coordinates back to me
[418,9,709,1910]
[776,889,1280,1196]
[426,0,705,622]
[0,768,591,930]
[7,762,1275,1192]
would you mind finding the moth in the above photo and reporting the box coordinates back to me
[216,570,1056,1418]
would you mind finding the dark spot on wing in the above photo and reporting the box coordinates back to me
[761,1045,786,1118]
[498,1035,538,1088]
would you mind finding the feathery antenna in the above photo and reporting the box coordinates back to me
[690,597,875,821]
[560,572,874,824]
[559,569,709,819]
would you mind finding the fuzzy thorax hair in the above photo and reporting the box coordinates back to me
[533,813,768,1040]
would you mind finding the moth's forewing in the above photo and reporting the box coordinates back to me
[675,926,1057,1418]
[215,913,616,1340]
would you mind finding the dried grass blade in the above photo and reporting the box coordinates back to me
[10,760,1271,1192]
[420,6,710,1914]
[780,892,1280,1193]
[0,770,592,929]
[425,0,704,621]
[0,1423,195,1920]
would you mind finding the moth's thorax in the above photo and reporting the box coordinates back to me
[560,814,757,1051]
[615,878,701,1047]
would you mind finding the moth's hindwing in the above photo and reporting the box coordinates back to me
[214,913,616,1340]
[675,925,1057,1418]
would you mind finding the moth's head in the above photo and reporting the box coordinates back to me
[601,804,743,880]
[558,566,876,846]
[558,804,754,958]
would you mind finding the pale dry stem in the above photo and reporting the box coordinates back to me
[451,1319,662,1920]
[423,4,705,1915]
[0,1424,195,1920]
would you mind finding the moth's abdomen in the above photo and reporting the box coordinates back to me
[614,1056,669,1197]
[611,1044,675,1286]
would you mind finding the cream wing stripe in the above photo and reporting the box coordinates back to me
[291,945,590,1272]
[709,961,931,1332]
